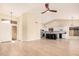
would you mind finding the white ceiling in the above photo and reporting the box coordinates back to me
[0,3,79,23]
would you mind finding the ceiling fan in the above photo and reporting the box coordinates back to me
[41,3,57,14]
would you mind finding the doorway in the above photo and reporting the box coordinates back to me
[12,26,17,40]
[11,21,17,41]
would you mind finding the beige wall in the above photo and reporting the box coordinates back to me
[22,13,42,41]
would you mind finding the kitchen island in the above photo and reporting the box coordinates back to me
[44,31,66,39]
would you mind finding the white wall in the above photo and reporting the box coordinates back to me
[22,13,42,41]
[17,16,22,41]
[0,23,12,42]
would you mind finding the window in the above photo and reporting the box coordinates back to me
[69,27,79,36]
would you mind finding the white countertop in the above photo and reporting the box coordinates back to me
[45,31,66,34]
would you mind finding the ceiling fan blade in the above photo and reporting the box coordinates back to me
[41,10,47,14]
[41,3,57,14]
[49,10,57,12]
